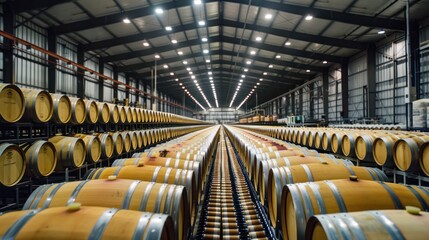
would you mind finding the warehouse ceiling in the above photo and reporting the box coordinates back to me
[7,0,429,110]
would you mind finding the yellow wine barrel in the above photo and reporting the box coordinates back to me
[83,99,98,124]
[96,102,110,123]
[0,143,25,186]
[355,133,378,161]
[141,109,148,122]
[74,134,101,164]
[21,88,53,123]
[109,132,124,155]
[124,106,133,123]
[341,132,360,157]
[86,165,197,216]
[0,206,174,240]
[51,94,72,124]
[373,134,407,167]
[306,209,429,240]
[118,106,127,123]
[112,156,202,191]
[69,97,86,124]
[22,140,56,177]
[22,179,189,240]
[107,103,119,123]
[135,108,142,123]
[147,110,154,122]
[268,164,388,228]
[280,178,429,240]
[130,107,138,123]
[331,132,346,154]
[393,135,429,172]
[48,136,86,170]
[94,133,114,158]
[0,83,25,123]
[121,132,132,153]
[257,155,352,205]
[321,131,336,151]
[128,131,138,151]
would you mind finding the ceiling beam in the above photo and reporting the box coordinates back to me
[82,18,367,51]
[50,0,405,35]
[119,49,327,72]
[11,0,76,13]
[102,35,344,63]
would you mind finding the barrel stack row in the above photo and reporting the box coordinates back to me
[0,125,208,187]
[0,83,204,124]
[0,126,221,240]
[225,125,429,240]
[237,125,429,176]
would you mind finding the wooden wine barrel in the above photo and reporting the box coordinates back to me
[141,109,148,122]
[0,143,25,186]
[147,110,154,122]
[51,94,72,124]
[21,88,53,123]
[0,206,174,240]
[22,140,57,177]
[85,165,197,216]
[107,103,119,123]
[48,136,86,170]
[313,131,325,150]
[74,134,101,163]
[83,99,98,124]
[112,156,202,191]
[124,106,133,123]
[305,208,429,240]
[96,102,110,123]
[22,179,190,240]
[134,131,143,149]
[268,164,388,228]
[257,155,352,205]
[135,108,142,123]
[355,134,378,161]
[128,131,138,151]
[331,132,345,154]
[280,178,429,240]
[130,107,138,123]
[121,132,132,153]
[94,133,114,158]
[372,134,406,167]
[341,132,360,157]
[133,151,206,174]
[109,132,123,155]
[0,83,25,123]
[69,97,86,124]
[118,106,127,123]
[393,135,429,172]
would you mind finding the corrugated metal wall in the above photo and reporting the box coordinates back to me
[420,26,429,98]
[328,68,342,122]
[302,86,310,118]
[348,53,368,120]
[313,80,324,120]
[84,54,99,100]
[56,37,77,95]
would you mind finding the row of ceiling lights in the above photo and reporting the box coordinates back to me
[174,78,207,111]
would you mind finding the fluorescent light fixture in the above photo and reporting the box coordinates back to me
[285,41,291,46]
[305,15,313,21]
[189,72,193,74]
[163,64,168,69]
[255,36,262,41]
[246,60,252,64]
[378,29,386,34]
[155,8,164,14]
[178,51,183,55]
[191,75,196,79]
[209,77,213,80]
[206,59,211,63]
[268,64,273,68]
[265,13,272,20]
[323,61,327,64]
[194,0,202,5]
[241,75,245,78]
[203,49,209,54]
[179,83,182,86]
[244,69,248,72]
[143,42,150,47]
[263,72,267,75]
[171,39,177,44]
[208,71,212,75]
[202,37,208,42]
[186,68,191,71]
[123,18,131,24]
[175,78,179,81]
[165,26,172,31]
[306,69,310,72]
[239,79,243,82]
[250,50,256,55]
[198,20,205,26]
[276,55,281,59]
[257,82,260,85]
[183,61,188,64]
[259,78,263,81]
[170,72,174,75]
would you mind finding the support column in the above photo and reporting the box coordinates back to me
[125,74,130,101]
[98,60,104,102]
[341,60,349,120]
[135,77,140,105]
[367,44,376,118]
[76,46,85,98]
[323,70,329,121]
[309,83,314,120]
[47,28,57,92]
[299,88,303,116]
[291,92,296,115]
[3,3,15,84]
[113,66,118,101]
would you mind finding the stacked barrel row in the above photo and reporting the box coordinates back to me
[0,83,205,125]
[0,125,208,187]
[237,125,429,176]
[0,126,221,240]
[225,125,429,240]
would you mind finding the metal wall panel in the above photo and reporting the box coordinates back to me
[302,86,310,118]
[103,65,114,102]
[348,53,368,120]
[117,73,126,101]
[84,54,99,99]
[313,80,324,119]
[56,38,77,95]
[375,39,407,124]
[420,26,429,99]
[328,68,342,121]
[14,16,47,88]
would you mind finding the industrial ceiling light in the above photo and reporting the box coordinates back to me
[306,69,310,72]
[285,41,291,46]
[209,77,213,80]
[276,55,281,59]
[155,54,160,58]
[305,15,313,21]
[194,0,202,5]
[175,78,179,81]
[206,59,211,63]
[208,71,212,75]
[323,61,327,64]
[171,39,178,44]
[239,79,243,82]
[165,26,172,31]
[255,36,262,41]
[241,75,245,78]
[250,50,256,55]
[123,17,131,24]
[265,13,272,20]
[163,64,168,68]
[170,72,174,75]
[186,67,191,71]
[178,51,183,55]
[268,64,273,68]
[198,20,206,26]
[257,82,260,85]
[142,41,150,47]
[183,61,188,64]
[244,69,248,72]
[259,78,263,81]
[202,37,208,42]
[246,60,252,64]
[203,49,209,54]
[378,29,386,34]
[155,8,164,14]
